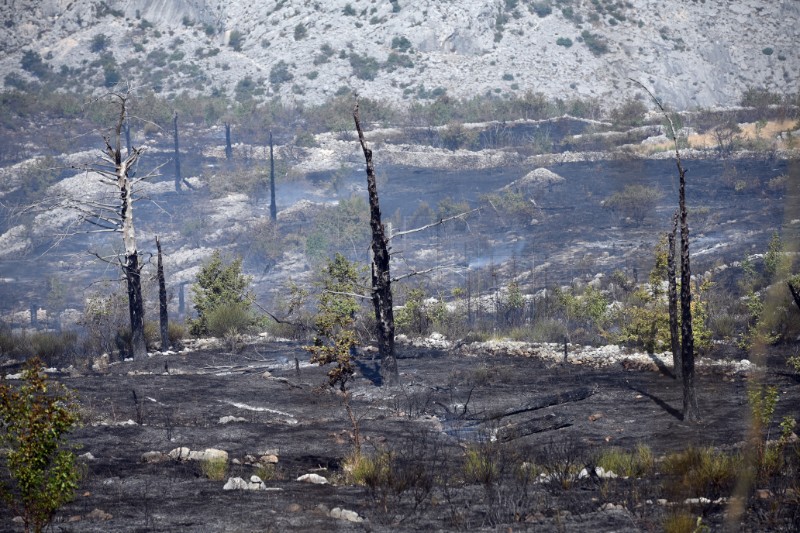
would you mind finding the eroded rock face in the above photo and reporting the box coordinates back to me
[0,1,796,109]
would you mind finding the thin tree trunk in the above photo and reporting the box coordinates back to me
[125,251,146,358]
[269,131,277,222]
[668,209,681,379]
[225,122,233,160]
[173,111,181,192]
[156,236,169,351]
[677,144,698,422]
[353,103,398,386]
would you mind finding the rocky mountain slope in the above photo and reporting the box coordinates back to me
[1,0,798,109]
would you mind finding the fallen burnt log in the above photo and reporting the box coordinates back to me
[493,413,572,442]
[485,386,594,421]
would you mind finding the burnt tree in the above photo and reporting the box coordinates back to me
[173,111,182,191]
[225,122,233,160]
[634,79,698,421]
[156,236,169,351]
[353,103,399,386]
[667,209,681,379]
[269,130,277,222]
[104,96,147,359]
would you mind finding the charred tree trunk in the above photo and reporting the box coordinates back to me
[173,111,182,192]
[676,134,698,422]
[269,130,277,222]
[156,236,169,351]
[108,98,147,360]
[224,122,233,160]
[668,210,681,379]
[353,103,398,386]
[124,251,146,358]
[788,282,800,312]
[634,80,699,422]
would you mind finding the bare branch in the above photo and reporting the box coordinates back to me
[389,206,482,241]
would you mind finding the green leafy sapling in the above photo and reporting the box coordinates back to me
[0,358,82,533]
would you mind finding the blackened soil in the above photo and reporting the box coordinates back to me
[1,342,798,532]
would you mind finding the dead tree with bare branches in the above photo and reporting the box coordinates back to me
[104,94,147,359]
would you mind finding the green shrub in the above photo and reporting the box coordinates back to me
[663,512,706,533]
[662,446,740,500]
[346,451,392,486]
[90,33,110,53]
[190,251,253,336]
[0,358,82,533]
[206,301,253,338]
[609,99,648,127]
[531,2,552,17]
[463,444,499,485]
[596,444,654,478]
[581,30,609,55]
[29,331,78,366]
[762,47,773,56]
[603,184,664,223]
[530,318,568,342]
[20,50,50,79]
[269,60,293,86]
[342,3,356,16]
[293,23,307,40]
[556,37,573,47]
[391,36,412,53]
[349,53,380,81]
[167,322,186,347]
[228,30,244,51]
[200,457,228,481]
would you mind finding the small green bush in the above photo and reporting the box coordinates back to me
[29,331,78,366]
[463,444,499,485]
[663,512,705,533]
[603,184,664,223]
[596,444,654,478]
[90,33,110,53]
[556,37,573,47]
[190,251,253,336]
[391,36,412,53]
[228,30,244,51]
[269,60,293,86]
[349,53,380,81]
[662,446,740,500]
[167,322,186,347]
[762,47,773,56]
[531,2,552,17]
[206,302,253,338]
[530,318,568,343]
[581,30,609,55]
[200,457,228,481]
[293,23,307,40]
[0,358,82,533]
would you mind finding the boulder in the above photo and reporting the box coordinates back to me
[330,507,364,523]
[296,473,328,484]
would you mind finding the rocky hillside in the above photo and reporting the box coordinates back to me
[1,0,798,109]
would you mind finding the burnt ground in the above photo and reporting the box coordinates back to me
[2,341,798,532]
